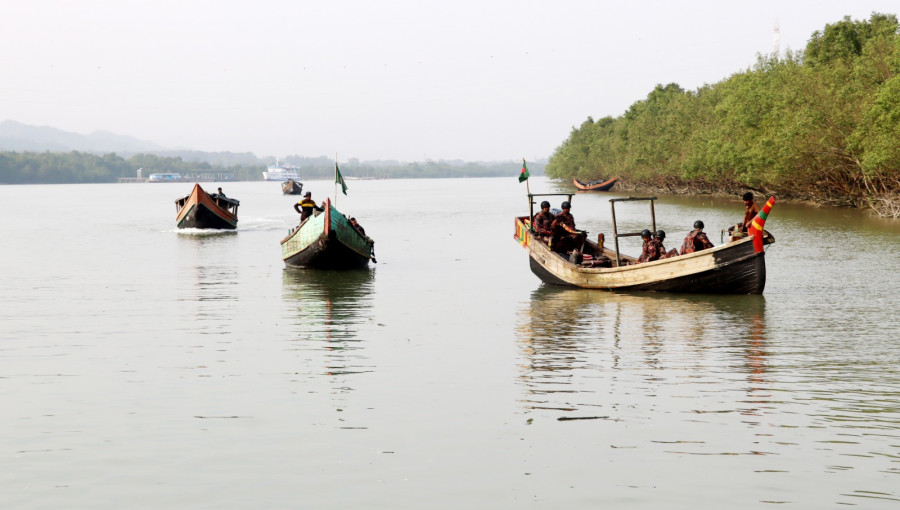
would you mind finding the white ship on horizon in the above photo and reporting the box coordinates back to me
[262,164,301,182]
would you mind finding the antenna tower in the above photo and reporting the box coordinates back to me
[773,20,781,59]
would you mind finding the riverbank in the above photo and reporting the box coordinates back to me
[610,177,900,218]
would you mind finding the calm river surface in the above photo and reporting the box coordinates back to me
[2,177,899,509]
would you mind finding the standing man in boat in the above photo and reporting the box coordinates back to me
[216,187,225,197]
[550,201,586,254]
[294,191,324,222]
[680,220,715,255]
[532,200,555,243]
[728,191,760,237]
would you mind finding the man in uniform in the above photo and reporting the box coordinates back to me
[532,200,555,243]
[293,191,323,222]
[680,220,715,255]
[637,229,661,263]
[550,201,586,253]
[655,230,678,258]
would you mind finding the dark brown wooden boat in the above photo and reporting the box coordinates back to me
[514,194,776,294]
[282,179,304,195]
[573,177,617,191]
[175,183,239,230]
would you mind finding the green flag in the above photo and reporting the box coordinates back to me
[335,162,348,195]
[518,160,530,183]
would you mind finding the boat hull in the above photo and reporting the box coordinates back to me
[516,217,767,294]
[573,177,617,191]
[281,199,374,269]
[282,179,304,195]
[175,184,239,229]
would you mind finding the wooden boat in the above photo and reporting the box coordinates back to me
[175,183,239,229]
[573,177,617,191]
[282,179,304,195]
[514,195,775,294]
[281,198,375,269]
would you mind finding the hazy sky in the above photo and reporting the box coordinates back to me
[2,1,898,161]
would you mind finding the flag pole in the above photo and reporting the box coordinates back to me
[524,158,531,196]
[333,152,338,208]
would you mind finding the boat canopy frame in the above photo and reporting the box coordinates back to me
[526,193,662,267]
[609,196,657,268]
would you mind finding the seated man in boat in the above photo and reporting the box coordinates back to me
[655,230,678,259]
[532,200,555,242]
[293,191,324,222]
[636,229,661,263]
[550,201,586,254]
[679,220,715,255]
[349,217,366,236]
[216,187,226,197]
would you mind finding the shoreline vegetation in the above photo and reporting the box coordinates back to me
[0,152,546,184]
[546,13,900,218]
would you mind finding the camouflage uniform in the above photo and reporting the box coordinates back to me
[532,210,555,238]
[679,229,714,255]
[550,211,585,253]
[638,238,664,263]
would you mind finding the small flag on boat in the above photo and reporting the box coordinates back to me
[748,196,775,253]
[518,159,530,183]
[335,161,348,195]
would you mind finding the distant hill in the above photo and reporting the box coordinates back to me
[0,120,164,153]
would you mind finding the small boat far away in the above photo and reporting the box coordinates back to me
[282,179,304,195]
[281,198,375,269]
[573,177,617,191]
[175,183,240,230]
[514,194,775,294]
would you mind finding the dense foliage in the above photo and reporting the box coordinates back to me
[546,13,900,216]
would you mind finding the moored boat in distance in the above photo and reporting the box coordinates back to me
[263,164,301,182]
[175,183,240,230]
[281,198,375,269]
[573,177,617,191]
[282,179,304,195]
[514,195,775,294]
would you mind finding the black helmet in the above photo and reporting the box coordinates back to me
[561,201,571,209]
[693,220,704,229]
[656,230,666,240]
[641,229,652,238]
[540,200,550,208]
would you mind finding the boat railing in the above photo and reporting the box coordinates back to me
[609,196,657,268]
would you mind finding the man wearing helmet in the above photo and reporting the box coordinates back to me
[550,200,586,253]
[679,220,715,255]
[636,229,661,263]
[656,230,678,259]
[532,200,555,242]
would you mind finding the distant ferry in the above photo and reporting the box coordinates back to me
[262,165,301,182]
[148,173,185,182]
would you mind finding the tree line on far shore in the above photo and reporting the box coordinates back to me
[546,13,900,217]
[0,152,545,184]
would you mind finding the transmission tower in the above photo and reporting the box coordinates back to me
[773,20,781,59]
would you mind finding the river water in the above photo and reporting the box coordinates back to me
[2,177,899,509]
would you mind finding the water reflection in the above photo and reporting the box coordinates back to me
[281,268,376,384]
[175,233,240,331]
[516,286,771,416]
